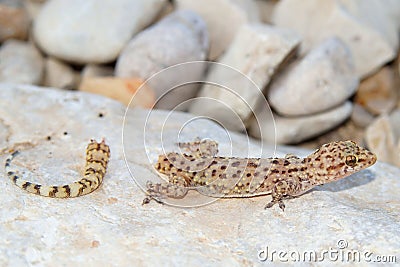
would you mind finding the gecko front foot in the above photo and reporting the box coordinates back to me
[264,200,285,211]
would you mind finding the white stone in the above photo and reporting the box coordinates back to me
[176,0,260,59]
[272,0,400,78]
[116,10,209,110]
[33,0,167,64]
[189,24,300,131]
[268,37,358,116]
[0,40,44,85]
[0,84,399,265]
[250,101,353,144]
[43,57,79,89]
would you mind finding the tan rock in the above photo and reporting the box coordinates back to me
[79,76,155,108]
[355,67,398,115]
[0,2,30,42]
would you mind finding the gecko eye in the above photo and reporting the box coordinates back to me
[345,155,358,167]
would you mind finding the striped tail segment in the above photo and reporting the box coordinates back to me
[4,139,110,198]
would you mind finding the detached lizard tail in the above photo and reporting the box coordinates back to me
[4,139,110,198]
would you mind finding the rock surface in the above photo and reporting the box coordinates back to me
[0,40,44,85]
[116,10,209,110]
[176,0,260,59]
[250,101,353,144]
[268,37,358,116]
[272,0,400,78]
[189,24,300,131]
[33,0,167,64]
[0,84,399,265]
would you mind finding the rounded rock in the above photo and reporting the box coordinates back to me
[33,0,167,64]
[268,37,358,116]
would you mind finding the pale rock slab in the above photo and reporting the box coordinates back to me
[355,66,398,116]
[0,84,399,265]
[0,40,44,85]
[43,57,79,90]
[272,0,400,78]
[116,10,209,110]
[268,37,358,116]
[176,0,260,59]
[250,101,353,144]
[365,110,400,167]
[33,0,167,64]
[189,24,300,131]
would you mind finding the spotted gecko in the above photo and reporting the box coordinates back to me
[4,139,110,198]
[143,139,377,210]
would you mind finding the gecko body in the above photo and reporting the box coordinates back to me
[143,139,377,210]
[5,139,110,198]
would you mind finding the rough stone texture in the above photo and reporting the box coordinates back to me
[0,40,44,85]
[0,84,399,265]
[33,0,167,64]
[365,110,400,167]
[116,10,209,111]
[0,1,30,42]
[272,0,400,78]
[189,24,300,131]
[355,66,398,116]
[176,0,260,60]
[250,101,353,144]
[268,37,358,116]
[43,57,79,90]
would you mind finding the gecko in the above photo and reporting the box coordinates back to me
[142,139,377,211]
[4,139,110,198]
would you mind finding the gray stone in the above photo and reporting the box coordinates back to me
[189,24,300,131]
[33,0,167,64]
[268,37,358,116]
[82,64,114,78]
[0,84,399,265]
[272,0,400,78]
[0,40,44,85]
[43,57,79,90]
[116,10,209,110]
[176,0,260,59]
[250,101,353,144]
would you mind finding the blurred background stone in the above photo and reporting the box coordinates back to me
[43,57,79,89]
[0,0,30,42]
[176,0,260,60]
[0,39,44,84]
[33,0,167,64]
[268,37,358,116]
[116,10,209,110]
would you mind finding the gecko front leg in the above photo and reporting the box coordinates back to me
[142,180,189,205]
[264,178,300,211]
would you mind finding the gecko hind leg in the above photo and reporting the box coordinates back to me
[142,181,189,205]
[177,138,219,158]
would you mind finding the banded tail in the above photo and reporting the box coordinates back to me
[4,139,110,198]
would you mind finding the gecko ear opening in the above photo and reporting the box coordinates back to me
[345,155,358,167]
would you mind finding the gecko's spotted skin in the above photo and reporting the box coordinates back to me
[143,139,377,211]
[5,139,110,198]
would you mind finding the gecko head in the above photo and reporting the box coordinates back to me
[309,140,377,184]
